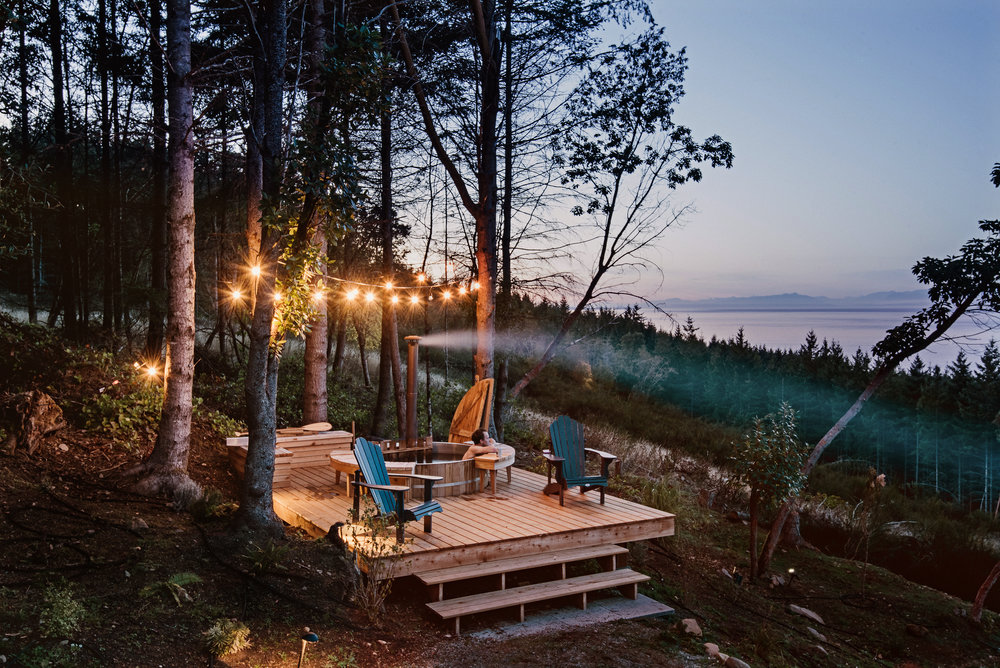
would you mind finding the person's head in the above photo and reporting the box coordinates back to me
[471,429,487,445]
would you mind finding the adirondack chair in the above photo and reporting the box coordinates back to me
[351,437,443,543]
[542,416,618,506]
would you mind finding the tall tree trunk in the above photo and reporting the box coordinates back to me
[372,17,398,435]
[232,0,287,539]
[18,0,36,323]
[129,0,199,504]
[49,0,78,338]
[145,0,167,359]
[355,312,371,388]
[331,306,347,377]
[99,0,113,332]
[472,0,500,382]
[493,0,514,439]
[301,0,328,424]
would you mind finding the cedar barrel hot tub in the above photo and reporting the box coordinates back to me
[394,441,515,498]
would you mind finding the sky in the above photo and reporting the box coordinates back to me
[639,0,999,300]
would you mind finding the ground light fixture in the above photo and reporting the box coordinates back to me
[787,568,796,586]
[297,628,319,667]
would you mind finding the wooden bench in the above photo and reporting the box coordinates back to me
[416,543,629,602]
[426,567,649,635]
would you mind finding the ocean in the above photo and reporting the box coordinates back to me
[648,309,999,367]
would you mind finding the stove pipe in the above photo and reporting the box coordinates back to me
[404,336,420,448]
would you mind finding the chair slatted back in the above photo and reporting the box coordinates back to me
[354,437,395,515]
[549,416,585,480]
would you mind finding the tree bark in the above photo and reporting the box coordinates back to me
[355,312,371,388]
[18,0,37,323]
[49,0,78,339]
[301,0,328,424]
[129,0,199,504]
[145,0,167,359]
[971,560,1000,622]
[232,0,287,539]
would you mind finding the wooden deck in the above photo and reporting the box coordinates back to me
[273,464,675,578]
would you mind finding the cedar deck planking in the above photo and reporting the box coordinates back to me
[271,464,675,578]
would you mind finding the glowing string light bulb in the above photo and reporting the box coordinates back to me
[459,286,467,295]
[417,273,426,283]
[346,288,359,301]
[442,290,451,300]
[250,265,261,277]
[410,294,419,305]
[365,292,376,303]
[231,289,243,301]
[471,281,480,291]
[146,366,159,378]
[391,294,400,304]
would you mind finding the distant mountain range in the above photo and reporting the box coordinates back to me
[655,290,929,312]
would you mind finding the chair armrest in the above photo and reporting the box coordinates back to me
[584,447,616,461]
[541,450,565,464]
[390,473,443,482]
[354,481,412,493]
[585,448,618,478]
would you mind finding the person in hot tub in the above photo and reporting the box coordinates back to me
[462,428,500,460]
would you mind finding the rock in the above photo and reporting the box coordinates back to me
[813,645,828,656]
[905,623,929,638]
[721,568,733,579]
[725,657,752,668]
[769,574,786,588]
[58,443,69,452]
[807,626,827,643]
[717,653,730,664]
[787,604,824,625]
[130,517,149,532]
[704,642,721,658]
[725,510,749,523]
[679,618,702,636]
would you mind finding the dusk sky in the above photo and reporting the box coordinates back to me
[642,0,999,300]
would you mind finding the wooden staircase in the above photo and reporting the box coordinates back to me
[415,544,651,635]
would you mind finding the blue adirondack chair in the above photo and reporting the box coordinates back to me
[543,416,618,506]
[351,437,443,543]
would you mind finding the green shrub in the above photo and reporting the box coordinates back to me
[39,581,85,638]
[202,618,251,658]
[80,378,164,450]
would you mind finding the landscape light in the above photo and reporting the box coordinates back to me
[787,568,796,586]
[297,628,319,668]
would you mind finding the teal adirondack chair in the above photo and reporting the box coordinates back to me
[543,416,618,506]
[351,437,443,543]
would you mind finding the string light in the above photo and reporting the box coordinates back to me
[391,294,399,304]
[442,291,451,300]
[365,292,376,303]
[471,281,479,291]
[145,366,159,378]
[250,265,261,277]
[312,288,325,302]
[385,280,393,290]
[459,286,467,295]
[274,291,282,302]
[417,273,426,283]
[231,289,243,301]
[346,288,359,301]
[410,295,419,305]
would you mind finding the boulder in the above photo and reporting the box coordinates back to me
[905,623,929,638]
[704,642,721,658]
[679,618,702,636]
[787,604,824,625]
[807,626,827,643]
[725,657,752,668]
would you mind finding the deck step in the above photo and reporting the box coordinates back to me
[426,568,649,634]
[415,543,629,587]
